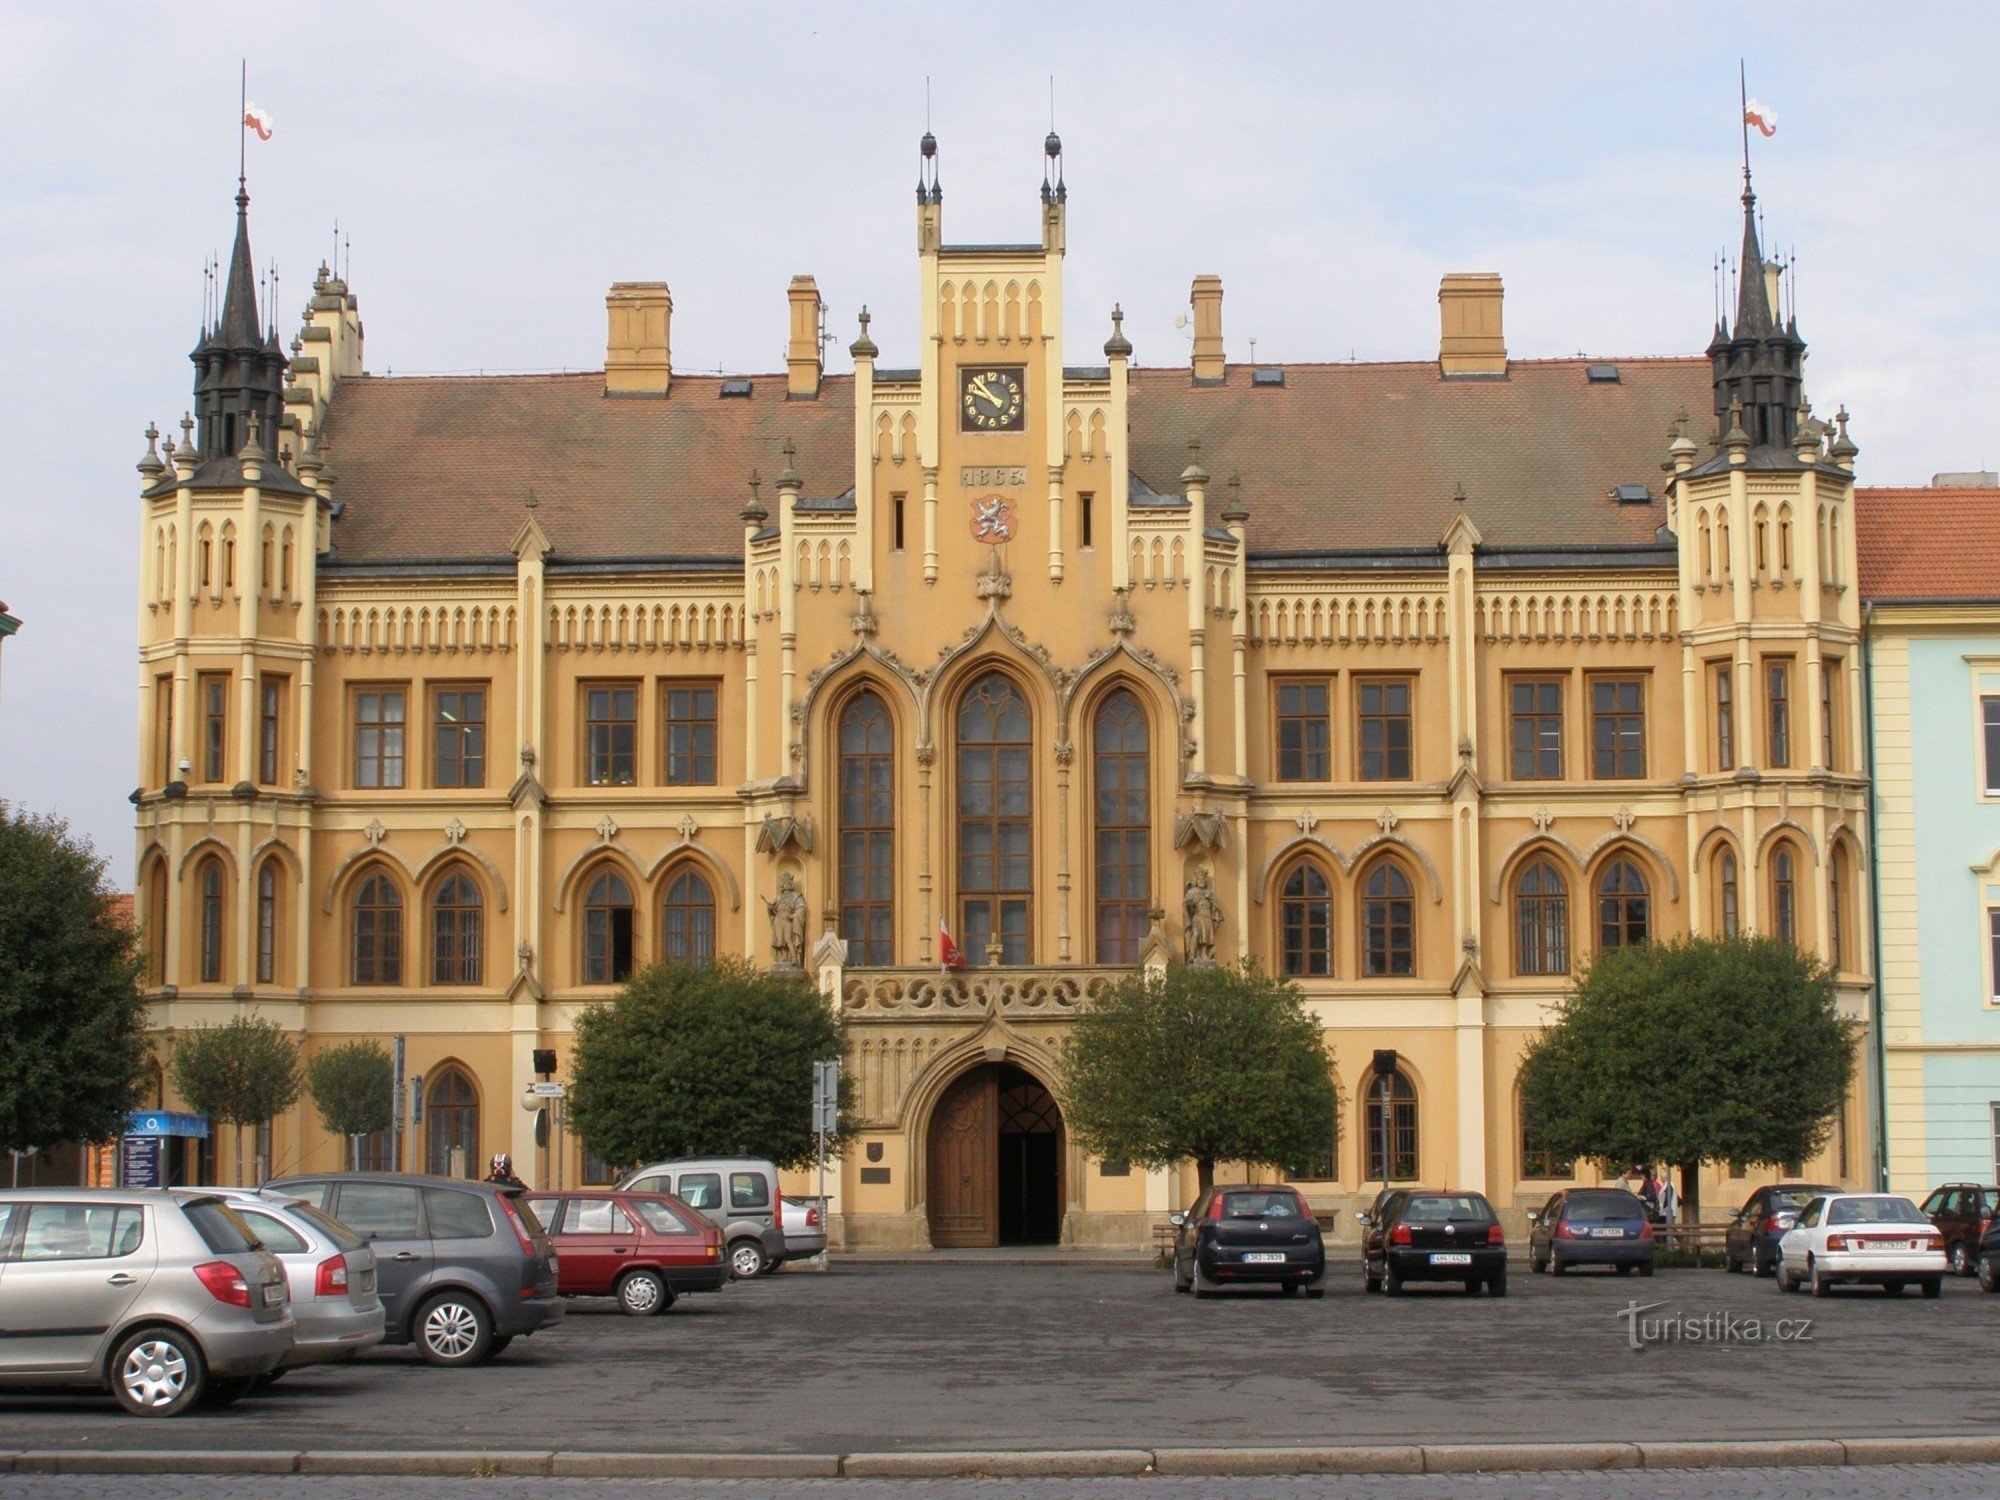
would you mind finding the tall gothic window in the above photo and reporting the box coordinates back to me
[1361,860,1415,977]
[661,866,716,964]
[582,869,635,984]
[256,860,278,985]
[1280,861,1332,977]
[351,870,404,986]
[1513,858,1569,976]
[957,672,1032,965]
[1772,845,1798,946]
[1093,688,1151,964]
[1363,1068,1419,1181]
[1829,844,1850,970]
[198,857,224,983]
[431,870,483,986]
[837,691,895,966]
[1597,858,1650,949]
[425,1067,479,1178]
[1719,849,1741,939]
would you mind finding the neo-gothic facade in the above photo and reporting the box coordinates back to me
[134,138,1875,1245]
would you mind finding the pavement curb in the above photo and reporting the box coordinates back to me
[11,1437,2000,1479]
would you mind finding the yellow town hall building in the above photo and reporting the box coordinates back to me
[133,136,1874,1245]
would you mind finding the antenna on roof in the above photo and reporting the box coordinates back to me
[925,76,931,132]
[1248,337,1257,362]
[1049,75,1056,131]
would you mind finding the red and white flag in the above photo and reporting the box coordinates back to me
[244,102,274,141]
[938,920,966,972]
[1743,99,1777,138]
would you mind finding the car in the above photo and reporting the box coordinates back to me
[1363,1190,1508,1296]
[618,1158,787,1279]
[1723,1181,1839,1277]
[1351,1187,1412,1291]
[1775,1193,1945,1297]
[1970,1217,2000,1293]
[0,1188,293,1417]
[1918,1184,1998,1276]
[525,1190,726,1314]
[1526,1188,1656,1276]
[1169,1185,1326,1298]
[775,1195,828,1268]
[188,1189,385,1368]
[267,1172,562,1364]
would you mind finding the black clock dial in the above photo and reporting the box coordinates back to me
[960,367,1025,431]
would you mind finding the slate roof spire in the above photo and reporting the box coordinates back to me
[1704,155,1806,456]
[189,179,288,464]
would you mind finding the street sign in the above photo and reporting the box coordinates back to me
[812,1059,840,1134]
[529,1081,567,1098]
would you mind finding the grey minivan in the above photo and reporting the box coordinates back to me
[0,1189,292,1416]
[619,1159,787,1278]
[268,1173,561,1365]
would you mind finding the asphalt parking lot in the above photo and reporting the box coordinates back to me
[6,1258,2000,1454]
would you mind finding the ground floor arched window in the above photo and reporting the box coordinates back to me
[425,1066,479,1177]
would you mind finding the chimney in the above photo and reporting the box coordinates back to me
[605,281,672,396]
[1437,273,1506,377]
[1190,274,1225,383]
[786,276,822,399]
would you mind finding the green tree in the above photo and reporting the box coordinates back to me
[569,959,850,1170]
[1060,963,1340,1195]
[306,1040,394,1170]
[170,1016,305,1184]
[0,805,152,1157]
[1517,934,1858,1223]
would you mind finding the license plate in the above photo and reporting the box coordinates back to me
[1594,1227,1627,1238]
[1243,1252,1286,1264]
[1430,1253,1472,1265]
[261,1283,285,1306]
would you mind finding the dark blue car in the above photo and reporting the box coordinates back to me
[1527,1188,1655,1275]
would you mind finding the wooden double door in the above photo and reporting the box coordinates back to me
[927,1063,1063,1248]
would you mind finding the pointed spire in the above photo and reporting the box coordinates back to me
[217,185,262,348]
[1734,172,1774,339]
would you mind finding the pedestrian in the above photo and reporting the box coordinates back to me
[1638,1166,1661,1219]
[1659,1171,1680,1224]
[485,1152,526,1190]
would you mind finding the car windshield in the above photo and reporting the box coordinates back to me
[1402,1195,1492,1223]
[183,1199,261,1254]
[1564,1192,1643,1223]
[1221,1191,1308,1219]
[1827,1196,1925,1226]
[631,1199,695,1235]
[1771,1185,1837,1210]
[510,1195,548,1238]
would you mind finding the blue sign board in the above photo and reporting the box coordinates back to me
[123,1111,210,1140]
[119,1135,163,1188]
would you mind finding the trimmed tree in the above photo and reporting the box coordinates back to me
[170,1016,305,1184]
[1060,963,1340,1195]
[568,958,850,1170]
[1517,934,1858,1223]
[0,805,152,1156]
[306,1040,394,1170]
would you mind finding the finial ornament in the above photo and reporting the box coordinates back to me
[1104,303,1132,359]
[138,423,164,478]
[850,305,878,361]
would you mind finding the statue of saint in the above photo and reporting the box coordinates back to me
[765,871,808,970]
[1183,865,1223,965]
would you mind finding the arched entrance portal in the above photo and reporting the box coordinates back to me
[927,1063,1063,1247]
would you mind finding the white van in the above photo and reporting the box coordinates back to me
[618,1158,786,1278]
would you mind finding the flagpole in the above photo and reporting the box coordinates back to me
[239,59,247,190]
[1738,58,1750,186]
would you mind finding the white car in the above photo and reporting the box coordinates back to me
[1775,1193,1946,1298]
[186,1189,386,1368]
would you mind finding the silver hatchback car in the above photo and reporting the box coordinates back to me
[191,1189,385,1368]
[0,1189,293,1416]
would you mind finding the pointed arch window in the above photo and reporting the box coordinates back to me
[351,870,404,986]
[957,672,1032,966]
[1092,688,1151,964]
[198,857,224,984]
[256,860,278,985]
[1719,849,1741,939]
[1772,845,1798,946]
[424,1067,479,1178]
[1597,859,1650,949]
[662,866,715,965]
[1361,860,1415,977]
[583,869,635,984]
[1363,1067,1418,1182]
[431,870,483,986]
[837,690,895,966]
[1829,844,1851,970]
[1280,861,1333,977]
[1513,858,1569,976]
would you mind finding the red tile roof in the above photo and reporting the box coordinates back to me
[1856,487,2000,602]
[103,892,134,928]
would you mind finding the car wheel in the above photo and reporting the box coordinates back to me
[1752,1247,1774,1279]
[1173,1257,1192,1294]
[1724,1251,1743,1274]
[1529,1255,1546,1274]
[1776,1254,1797,1293]
[1193,1265,1221,1300]
[1981,1255,2000,1294]
[1363,1264,1382,1293]
[1550,1255,1568,1276]
[1280,1282,1301,1297]
[1304,1287,1326,1300]
[1922,1277,1944,1299]
[1615,1263,1634,1276]
[110,1328,206,1417]
[617,1269,669,1317]
[1951,1244,1972,1276]
[415,1292,495,1366]
[202,1375,259,1409]
[1810,1260,1833,1299]
[1487,1272,1508,1298]
[1883,1279,1905,1297]
[1384,1265,1404,1297]
[728,1239,768,1280]
[1638,1261,1655,1278]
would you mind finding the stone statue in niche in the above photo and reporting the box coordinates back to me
[1183,865,1223,967]
[765,871,808,972]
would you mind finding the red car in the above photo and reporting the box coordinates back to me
[526,1190,726,1316]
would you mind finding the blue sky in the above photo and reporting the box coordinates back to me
[1,1,1994,882]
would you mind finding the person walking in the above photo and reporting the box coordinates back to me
[1638,1166,1661,1220]
[1659,1171,1680,1224]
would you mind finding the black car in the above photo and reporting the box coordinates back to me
[1526,1188,1655,1276]
[1170,1185,1326,1298]
[1364,1190,1507,1296]
[1351,1187,1412,1292]
[1723,1182,1838,1277]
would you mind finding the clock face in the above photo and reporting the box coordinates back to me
[960,367,1026,432]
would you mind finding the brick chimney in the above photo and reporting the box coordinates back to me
[1438,273,1506,377]
[786,275,822,399]
[605,282,672,396]
[1190,274,1225,383]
